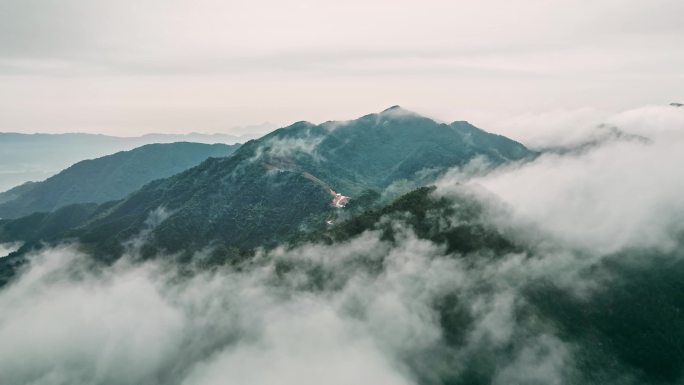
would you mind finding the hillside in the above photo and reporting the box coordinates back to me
[0,107,534,259]
[0,131,252,192]
[300,186,519,255]
[292,187,684,384]
[0,182,38,205]
[251,106,532,195]
[283,184,684,384]
[0,142,240,219]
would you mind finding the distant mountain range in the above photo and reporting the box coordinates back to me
[0,130,265,192]
[0,106,535,260]
[539,125,652,155]
[0,142,240,219]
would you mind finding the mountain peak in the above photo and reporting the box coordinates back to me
[382,105,403,112]
[378,105,422,118]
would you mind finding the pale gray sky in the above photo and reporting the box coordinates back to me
[0,0,682,135]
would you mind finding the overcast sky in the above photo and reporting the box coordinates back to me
[0,0,682,136]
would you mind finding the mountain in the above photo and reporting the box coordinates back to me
[0,182,38,205]
[281,186,684,384]
[301,185,520,255]
[0,131,255,192]
[540,125,652,155]
[0,107,534,259]
[254,106,531,196]
[327,187,684,384]
[0,142,240,219]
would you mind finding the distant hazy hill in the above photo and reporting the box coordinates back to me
[538,125,652,155]
[0,182,38,205]
[0,131,260,192]
[0,107,534,259]
[0,142,239,219]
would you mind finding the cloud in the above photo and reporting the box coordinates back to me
[2,1,684,135]
[0,223,584,385]
[263,136,324,160]
[248,126,326,165]
[492,334,571,385]
[123,206,173,255]
[0,247,184,385]
[470,104,684,151]
[476,108,609,149]
[438,105,684,255]
[0,242,22,258]
[605,105,684,141]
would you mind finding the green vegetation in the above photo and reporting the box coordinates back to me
[304,186,518,255]
[0,107,533,261]
[0,142,239,219]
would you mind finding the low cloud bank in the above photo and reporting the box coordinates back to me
[482,104,684,150]
[0,227,580,385]
[440,105,684,255]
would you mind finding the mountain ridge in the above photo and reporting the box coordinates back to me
[0,142,240,219]
[0,107,534,260]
